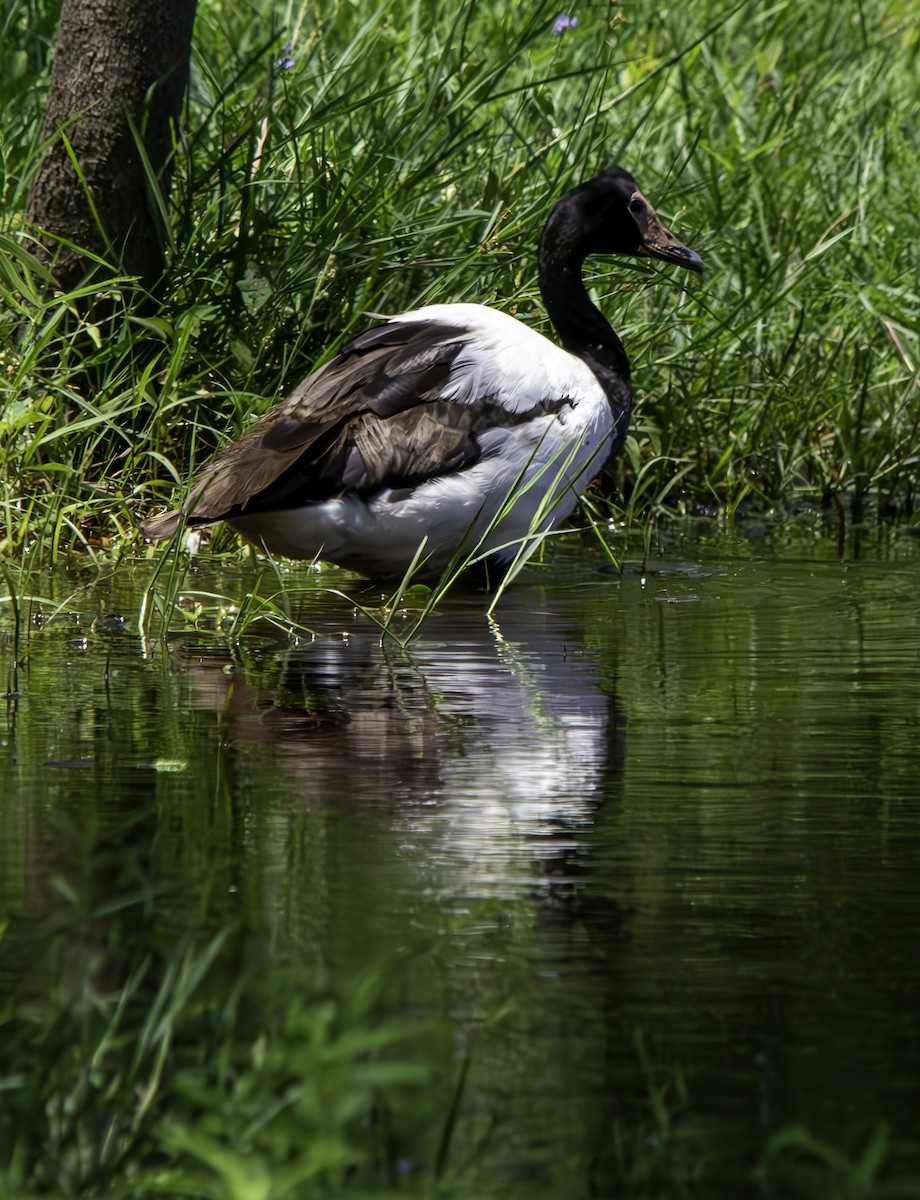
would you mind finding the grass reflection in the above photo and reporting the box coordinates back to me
[1,875,451,1197]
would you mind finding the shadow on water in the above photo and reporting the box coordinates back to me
[2,527,920,1195]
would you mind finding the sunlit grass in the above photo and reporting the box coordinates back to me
[1,0,918,571]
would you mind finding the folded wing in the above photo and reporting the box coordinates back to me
[140,307,591,541]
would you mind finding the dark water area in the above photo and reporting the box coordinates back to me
[2,525,920,1196]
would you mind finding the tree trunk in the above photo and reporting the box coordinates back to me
[26,0,197,303]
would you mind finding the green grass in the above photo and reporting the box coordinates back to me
[0,774,711,1199]
[0,897,452,1198]
[2,880,908,1198]
[1,0,918,569]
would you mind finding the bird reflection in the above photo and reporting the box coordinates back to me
[174,588,626,896]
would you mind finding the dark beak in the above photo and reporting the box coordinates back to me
[633,190,703,274]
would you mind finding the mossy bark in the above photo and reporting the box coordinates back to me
[26,0,197,303]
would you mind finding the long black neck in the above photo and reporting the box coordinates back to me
[538,227,633,437]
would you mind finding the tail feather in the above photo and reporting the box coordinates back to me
[138,509,184,541]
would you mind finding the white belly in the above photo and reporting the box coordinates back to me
[229,406,614,577]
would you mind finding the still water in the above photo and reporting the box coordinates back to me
[2,525,920,1195]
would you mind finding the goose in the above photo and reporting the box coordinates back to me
[140,166,701,579]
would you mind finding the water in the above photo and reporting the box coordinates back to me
[2,526,920,1195]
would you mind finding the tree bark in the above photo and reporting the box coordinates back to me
[26,0,197,303]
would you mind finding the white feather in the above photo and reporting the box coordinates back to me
[391,303,604,413]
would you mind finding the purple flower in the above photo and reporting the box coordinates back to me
[553,13,577,35]
[275,42,295,70]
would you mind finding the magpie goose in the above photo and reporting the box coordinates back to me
[140,167,701,578]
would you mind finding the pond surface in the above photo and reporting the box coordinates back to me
[2,525,920,1196]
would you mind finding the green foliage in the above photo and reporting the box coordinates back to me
[759,1123,915,1200]
[0,0,918,562]
[0,908,448,1198]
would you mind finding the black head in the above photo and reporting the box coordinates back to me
[545,165,703,272]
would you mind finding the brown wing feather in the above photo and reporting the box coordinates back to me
[139,319,471,540]
[243,400,487,514]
